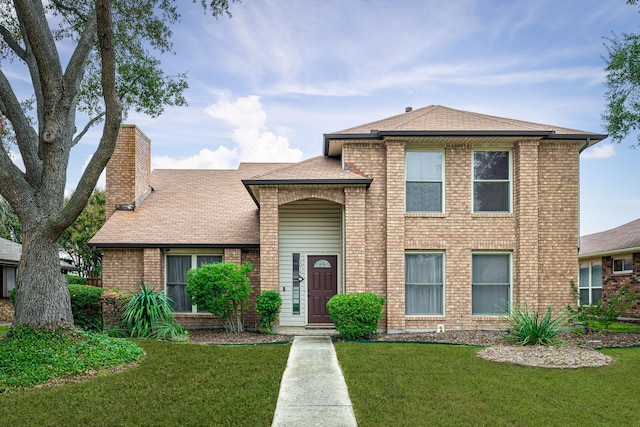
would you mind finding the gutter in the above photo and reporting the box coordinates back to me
[242,178,373,207]
[324,130,608,156]
[578,247,640,259]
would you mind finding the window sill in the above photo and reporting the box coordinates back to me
[405,315,445,319]
[613,271,633,275]
[405,213,446,218]
[471,213,513,218]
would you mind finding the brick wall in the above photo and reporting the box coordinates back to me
[105,125,151,220]
[102,249,144,292]
[602,253,640,317]
[342,137,580,331]
[259,187,279,293]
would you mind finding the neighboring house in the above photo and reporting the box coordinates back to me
[0,237,19,322]
[0,237,77,323]
[90,105,606,331]
[578,218,640,318]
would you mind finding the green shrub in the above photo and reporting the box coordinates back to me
[568,283,640,332]
[68,284,106,332]
[256,291,282,334]
[186,262,253,333]
[0,325,143,392]
[122,284,187,341]
[501,304,566,346]
[65,274,87,286]
[327,293,385,340]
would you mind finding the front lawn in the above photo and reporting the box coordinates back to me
[0,339,290,426]
[335,342,640,427]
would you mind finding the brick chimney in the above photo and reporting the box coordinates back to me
[105,125,152,220]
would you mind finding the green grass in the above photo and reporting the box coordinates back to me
[0,340,290,426]
[592,321,640,333]
[335,342,640,427]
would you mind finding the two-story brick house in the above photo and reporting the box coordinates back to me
[90,105,606,331]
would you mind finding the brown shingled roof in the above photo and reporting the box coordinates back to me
[334,105,595,135]
[90,163,290,247]
[0,237,20,264]
[579,218,640,256]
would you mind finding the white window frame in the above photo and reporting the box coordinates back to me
[471,252,512,315]
[578,261,602,306]
[405,251,445,316]
[405,150,445,214]
[472,150,512,213]
[165,252,223,313]
[613,256,633,274]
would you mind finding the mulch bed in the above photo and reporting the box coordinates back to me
[187,328,640,348]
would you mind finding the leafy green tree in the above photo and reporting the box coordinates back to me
[0,197,21,243]
[0,1,235,329]
[603,0,640,146]
[186,262,253,333]
[59,189,105,278]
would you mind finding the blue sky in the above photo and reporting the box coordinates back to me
[6,0,640,235]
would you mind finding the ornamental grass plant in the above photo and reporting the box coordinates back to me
[122,284,187,341]
[501,304,566,346]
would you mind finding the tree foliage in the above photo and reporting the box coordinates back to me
[0,197,21,243]
[0,1,235,328]
[59,189,105,278]
[186,262,253,333]
[603,0,640,146]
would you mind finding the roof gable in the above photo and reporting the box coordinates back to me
[324,105,607,156]
[579,218,640,256]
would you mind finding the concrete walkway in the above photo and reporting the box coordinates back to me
[272,336,358,427]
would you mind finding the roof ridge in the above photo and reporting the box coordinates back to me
[337,105,439,133]
[247,156,323,179]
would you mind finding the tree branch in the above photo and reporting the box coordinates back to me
[0,69,42,181]
[50,0,89,20]
[57,0,122,230]
[72,112,105,146]
[63,8,97,125]
[0,24,27,61]
[14,2,64,145]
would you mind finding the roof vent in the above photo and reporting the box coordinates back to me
[405,106,413,113]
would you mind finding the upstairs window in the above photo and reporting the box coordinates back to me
[613,257,633,274]
[405,151,444,213]
[473,151,511,213]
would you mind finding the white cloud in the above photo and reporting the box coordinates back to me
[204,95,303,163]
[582,144,616,159]
[152,146,237,170]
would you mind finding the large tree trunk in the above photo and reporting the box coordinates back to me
[13,224,74,328]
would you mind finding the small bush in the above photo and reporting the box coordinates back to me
[256,291,282,334]
[501,304,566,346]
[568,283,640,332]
[327,293,385,340]
[186,262,253,333]
[68,284,106,332]
[65,275,87,286]
[122,284,187,341]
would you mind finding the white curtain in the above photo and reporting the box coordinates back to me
[405,253,443,315]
